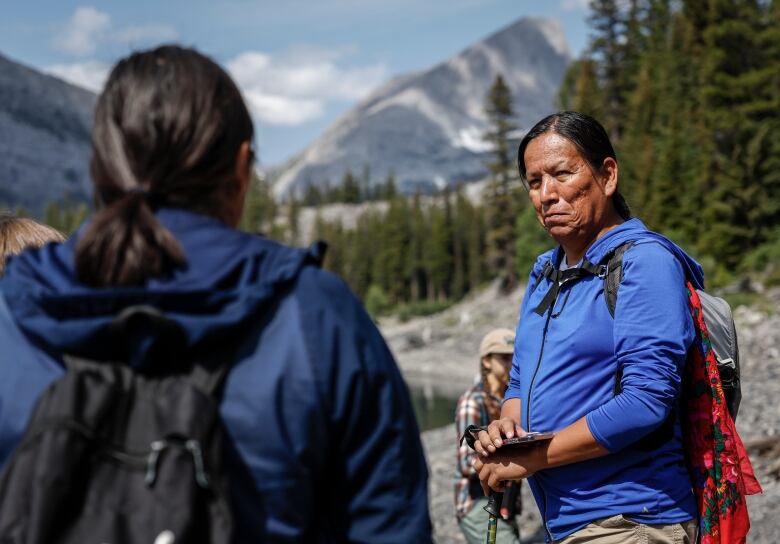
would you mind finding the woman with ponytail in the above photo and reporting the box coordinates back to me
[0,45,431,542]
[455,328,521,543]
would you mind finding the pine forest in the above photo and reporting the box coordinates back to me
[34,0,780,318]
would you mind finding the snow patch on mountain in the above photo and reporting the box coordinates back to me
[270,17,570,197]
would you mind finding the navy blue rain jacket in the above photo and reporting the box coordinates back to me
[505,219,702,541]
[0,208,432,543]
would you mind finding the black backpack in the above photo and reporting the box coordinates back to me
[0,306,239,544]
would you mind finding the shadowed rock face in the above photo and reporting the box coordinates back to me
[271,17,571,197]
[0,53,95,213]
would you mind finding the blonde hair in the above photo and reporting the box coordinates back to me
[480,358,502,421]
[0,216,65,275]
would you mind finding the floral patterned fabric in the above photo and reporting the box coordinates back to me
[683,283,762,544]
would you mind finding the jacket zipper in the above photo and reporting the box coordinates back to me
[529,304,554,542]
[527,273,577,431]
[526,274,576,542]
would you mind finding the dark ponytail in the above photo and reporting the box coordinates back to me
[75,45,253,287]
[75,192,185,286]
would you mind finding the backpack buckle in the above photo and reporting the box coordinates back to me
[598,264,608,279]
[185,440,211,490]
[144,438,211,490]
[145,440,167,487]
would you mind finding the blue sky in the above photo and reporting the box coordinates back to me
[0,1,591,165]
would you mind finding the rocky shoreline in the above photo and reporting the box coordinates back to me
[383,284,780,543]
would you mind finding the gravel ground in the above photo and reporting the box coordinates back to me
[385,284,780,543]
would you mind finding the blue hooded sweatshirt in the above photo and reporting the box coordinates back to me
[505,219,702,541]
[0,208,432,543]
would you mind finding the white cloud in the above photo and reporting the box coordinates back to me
[561,0,591,11]
[45,60,110,92]
[53,6,110,56]
[53,6,178,57]
[228,47,387,126]
[113,23,178,46]
[242,91,323,126]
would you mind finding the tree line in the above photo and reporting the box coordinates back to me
[285,0,780,313]
[558,0,780,285]
[20,0,780,316]
[238,73,552,318]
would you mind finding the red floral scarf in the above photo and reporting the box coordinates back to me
[683,283,762,544]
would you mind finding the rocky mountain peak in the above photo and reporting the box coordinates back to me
[270,17,571,197]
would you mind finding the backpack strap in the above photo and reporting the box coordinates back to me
[531,261,554,293]
[602,242,680,451]
[602,242,634,395]
[603,242,634,318]
[187,358,233,397]
[532,260,604,316]
[102,304,234,397]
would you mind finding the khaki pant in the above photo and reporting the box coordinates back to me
[556,515,698,544]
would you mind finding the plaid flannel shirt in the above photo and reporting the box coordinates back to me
[454,378,500,521]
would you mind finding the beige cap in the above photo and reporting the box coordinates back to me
[479,328,515,358]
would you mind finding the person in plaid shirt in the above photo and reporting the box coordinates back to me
[455,328,521,543]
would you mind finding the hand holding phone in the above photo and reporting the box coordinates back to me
[500,431,555,447]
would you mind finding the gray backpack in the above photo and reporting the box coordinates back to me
[603,242,742,420]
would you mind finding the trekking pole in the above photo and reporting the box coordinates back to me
[483,491,503,544]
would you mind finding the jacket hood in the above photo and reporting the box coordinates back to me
[0,208,316,364]
[533,218,705,289]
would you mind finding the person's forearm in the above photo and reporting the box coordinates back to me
[472,415,611,493]
[534,416,609,470]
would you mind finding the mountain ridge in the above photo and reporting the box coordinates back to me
[269,17,571,197]
[0,52,96,213]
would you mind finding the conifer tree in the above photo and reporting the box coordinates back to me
[382,174,398,200]
[286,196,300,246]
[588,0,626,139]
[424,194,453,301]
[375,195,411,304]
[557,58,603,117]
[696,0,770,268]
[406,192,428,302]
[451,186,470,299]
[340,171,361,204]
[466,205,486,291]
[514,202,553,279]
[350,211,380,299]
[484,74,519,292]
[240,174,279,237]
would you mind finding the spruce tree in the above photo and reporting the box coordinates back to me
[424,194,453,301]
[240,174,279,237]
[514,202,553,280]
[340,171,361,204]
[466,206,486,291]
[350,212,380,299]
[378,195,411,304]
[406,192,428,301]
[451,186,470,299]
[697,0,770,269]
[484,74,519,292]
[588,0,626,139]
[286,196,300,246]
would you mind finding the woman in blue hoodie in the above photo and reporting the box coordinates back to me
[472,112,700,543]
[0,45,431,542]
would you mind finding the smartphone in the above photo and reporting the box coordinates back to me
[501,432,555,447]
